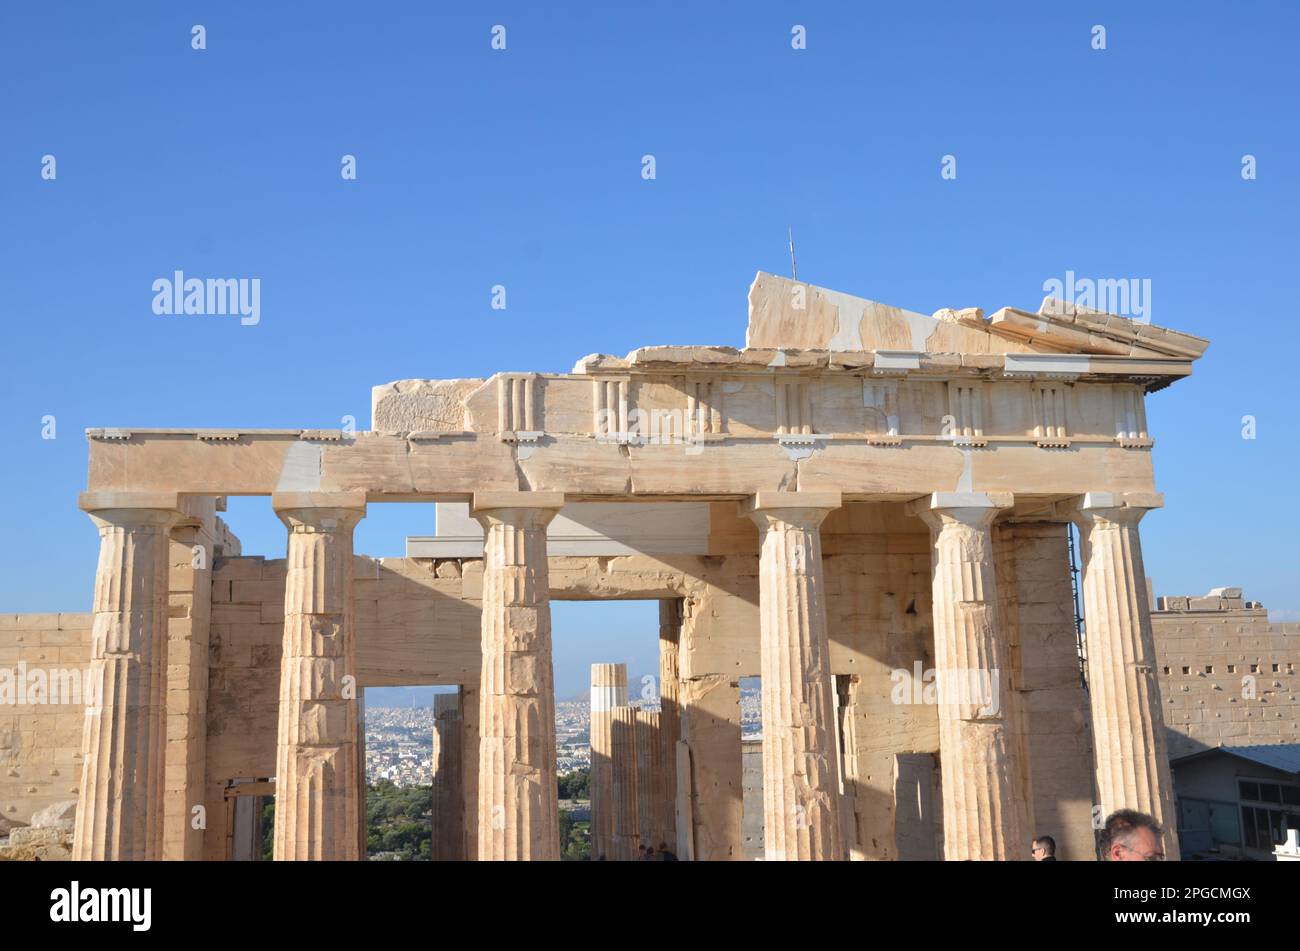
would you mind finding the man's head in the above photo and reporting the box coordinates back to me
[1031,835,1056,860]
[1099,810,1164,861]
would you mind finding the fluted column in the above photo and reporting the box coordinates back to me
[635,709,665,852]
[589,662,627,861]
[73,492,181,861]
[657,600,681,849]
[271,491,365,861]
[610,705,640,859]
[431,692,465,860]
[743,490,844,861]
[459,683,480,859]
[908,491,1028,861]
[472,491,564,861]
[1061,491,1180,860]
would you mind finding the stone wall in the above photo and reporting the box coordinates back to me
[995,522,1096,862]
[822,504,938,860]
[1152,588,1300,759]
[203,555,285,860]
[740,738,763,860]
[0,613,92,830]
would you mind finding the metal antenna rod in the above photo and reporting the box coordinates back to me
[788,227,798,282]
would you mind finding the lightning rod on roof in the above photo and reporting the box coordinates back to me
[788,227,798,282]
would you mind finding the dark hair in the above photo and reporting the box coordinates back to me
[1099,810,1161,860]
[1033,834,1056,856]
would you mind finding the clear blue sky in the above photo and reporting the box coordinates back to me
[3,3,1298,698]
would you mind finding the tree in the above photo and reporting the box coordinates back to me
[558,768,590,800]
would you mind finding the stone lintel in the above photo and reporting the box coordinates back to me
[271,490,368,514]
[739,490,842,517]
[79,490,183,513]
[471,490,566,513]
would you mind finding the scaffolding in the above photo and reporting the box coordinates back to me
[1068,522,1088,691]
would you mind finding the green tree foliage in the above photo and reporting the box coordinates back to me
[260,799,275,861]
[366,781,432,860]
[557,768,590,800]
[559,808,592,861]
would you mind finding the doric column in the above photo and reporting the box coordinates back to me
[73,492,181,861]
[431,692,465,860]
[356,688,368,859]
[657,600,681,849]
[589,662,627,861]
[742,490,845,861]
[458,683,480,859]
[610,705,640,859]
[472,491,564,861]
[907,491,1028,861]
[1060,491,1180,860]
[165,496,224,861]
[271,491,366,861]
[635,709,665,853]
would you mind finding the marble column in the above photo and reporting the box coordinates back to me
[271,491,366,861]
[472,491,564,861]
[1060,492,1180,860]
[742,490,845,861]
[635,709,666,852]
[611,705,640,859]
[908,491,1028,861]
[73,492,181,861]
[431,692,465,860]
[458,683,480,860]
[589,662,627,861]
[163,499,218,861]
[657,600,681,850]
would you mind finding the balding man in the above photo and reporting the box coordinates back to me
[1099,810,1165,861]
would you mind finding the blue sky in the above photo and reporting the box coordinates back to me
[3,2,1298,697]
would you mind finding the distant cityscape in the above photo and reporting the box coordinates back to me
[365,679,762,786]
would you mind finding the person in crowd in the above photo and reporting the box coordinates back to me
[1031,834,1057,861]
[1098,810,1165,861]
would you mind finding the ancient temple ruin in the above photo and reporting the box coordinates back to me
[3,271,1212,860]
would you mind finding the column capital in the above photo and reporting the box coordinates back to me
[905,491,1012,528]
[739,490,841,520]
[273,490,366,532]
[471,490,565,514]
[79,491,183,529]
[1055,491,1163,523]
